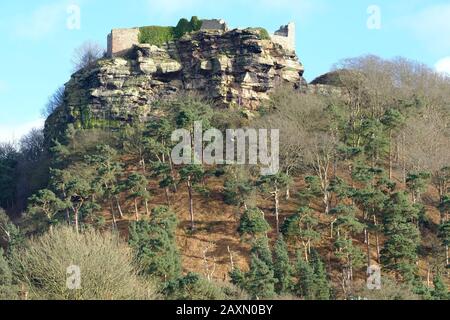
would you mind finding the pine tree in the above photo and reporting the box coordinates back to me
[245,254,277,299]
[281,206,320,262]
[273,236,293,295]
[294,252,316,299]
[431,274,449,300]
[126,173,151,220]
[129,206,181,281]
[28,189,67,233]
[179,164,205,231]
[238,207,271,239]
[438,217,450,268]
[331,204,366,290]
[310,250,332,300]
[85,144,124,222]
[380,108,405,180]
[257,173,291,234]
[406,172,431,204]
[250,237,273,269]
[381,192,421,282]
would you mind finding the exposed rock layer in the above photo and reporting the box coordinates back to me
[46,28,306,140]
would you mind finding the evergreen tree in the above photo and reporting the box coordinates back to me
[85,144,124,222]
[438,216,450,268]
[129,206,181,281]
[310,250,332,300]
[245,254,277,299]
[28,189,67,233]
[250,237,273,269]
[257,173,291,234]
[179,164,205,231]
[281,206,320,262]
[223,172,253,209]
[381,192,421,282]
[0,209,24,256]
[431,274,449,300]
[273,236,293,295]
[380,108,405,180]
[126,173,151,220]
[406,172,431,204]
[238,207,271,239]
[332,205,366,288]
[294,252,316,299]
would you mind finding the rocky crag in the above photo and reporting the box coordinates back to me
[46,26,306,140]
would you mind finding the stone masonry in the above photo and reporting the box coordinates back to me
[107,20,296,58]
[271,22,296,52]
[107,28,140,57]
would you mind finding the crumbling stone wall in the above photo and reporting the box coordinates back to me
[271,22,296,52]
[107,28,140,57]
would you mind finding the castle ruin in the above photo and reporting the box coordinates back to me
[107,19,296,58]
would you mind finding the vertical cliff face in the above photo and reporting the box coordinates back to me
[45,28,306,141]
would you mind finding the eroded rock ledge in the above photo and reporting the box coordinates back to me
[46,28,306,140]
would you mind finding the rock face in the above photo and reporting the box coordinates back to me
[46,28,305,140]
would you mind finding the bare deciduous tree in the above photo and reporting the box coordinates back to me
[42,86,65,118]
[72,41,105,72]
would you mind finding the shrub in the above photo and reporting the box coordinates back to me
[138,26,175,47]
[139,17,204,47]
[248,28,271,40]
[164,273,248,300]
[0,248,18,300]
[11,226,157,300]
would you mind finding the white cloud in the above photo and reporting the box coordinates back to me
[435,57,450,75]
[398,4,450,54]
[0,119,45,144]
[12,1,74,39]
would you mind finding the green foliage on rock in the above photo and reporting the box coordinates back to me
[139,16,203,47]
[138,26,175,47]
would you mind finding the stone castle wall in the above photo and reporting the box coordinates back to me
[107,21,296,58]
[271,22,296,52]
[107,28,140,57]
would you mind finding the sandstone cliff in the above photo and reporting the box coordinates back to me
[45,28,305,141]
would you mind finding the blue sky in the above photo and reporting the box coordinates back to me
[1,0,450,142]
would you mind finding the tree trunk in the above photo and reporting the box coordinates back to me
[402,133,406,185]
[169,153,178,193]
[134,198,139,221]
[110,200,117,230]
[374,215,381,264]
[165,188,171,206]
[188,179,195,231]
[367,231,371,268]
[446,245,449,268]
[303,242,309,263]
[65,209,70,225]
[145,199,150,216]
[116,197,124,219]
[330,219,337,239]
[389,130,393,180]
[74,208,79,234]
[274,186,280,234]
